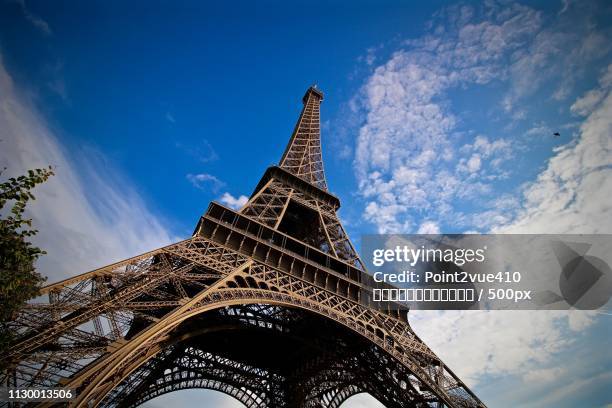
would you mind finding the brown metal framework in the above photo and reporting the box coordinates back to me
[1,86,485,408]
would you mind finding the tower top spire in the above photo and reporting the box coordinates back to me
[303,85,324,103]
[279,86,327,190]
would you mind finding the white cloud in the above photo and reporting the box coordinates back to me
[567,309,597,331]
[570,65,612,116]
[0,56,174,282]
[410,310,582,385]
[525,122,553,138]
[354,3,546,233]
[218,192,248,210]
[494,65,612,234]
[358,46,381,67]
[410,62,612,403]
[600,64,612,88]
[470,135,512,157]
[570,90,605,116]
[416,221,440,234]
[186,172,224,192]
[466,154,481,173]
[354,2,610,236]
[353,4,612,403]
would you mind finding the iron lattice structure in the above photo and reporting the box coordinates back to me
[1,87,485,408]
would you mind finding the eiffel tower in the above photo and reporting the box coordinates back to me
[2,86,485,408]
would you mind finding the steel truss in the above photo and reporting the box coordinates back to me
[1,87,485,408]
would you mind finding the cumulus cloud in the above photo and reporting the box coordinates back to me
[218,192,248,210]
[524,123,553,138]
[416,221,440,234]
[466,136,512,158]
[186,172,224,192]
[0,56,174,282]
[354,2,610,235]
[354,3,544,233]
[465,154,481,173]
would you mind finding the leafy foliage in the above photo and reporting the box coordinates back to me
[0,166,54,354]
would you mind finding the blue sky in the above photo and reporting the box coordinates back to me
[1,1,611,407]
[0,0,457,238]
